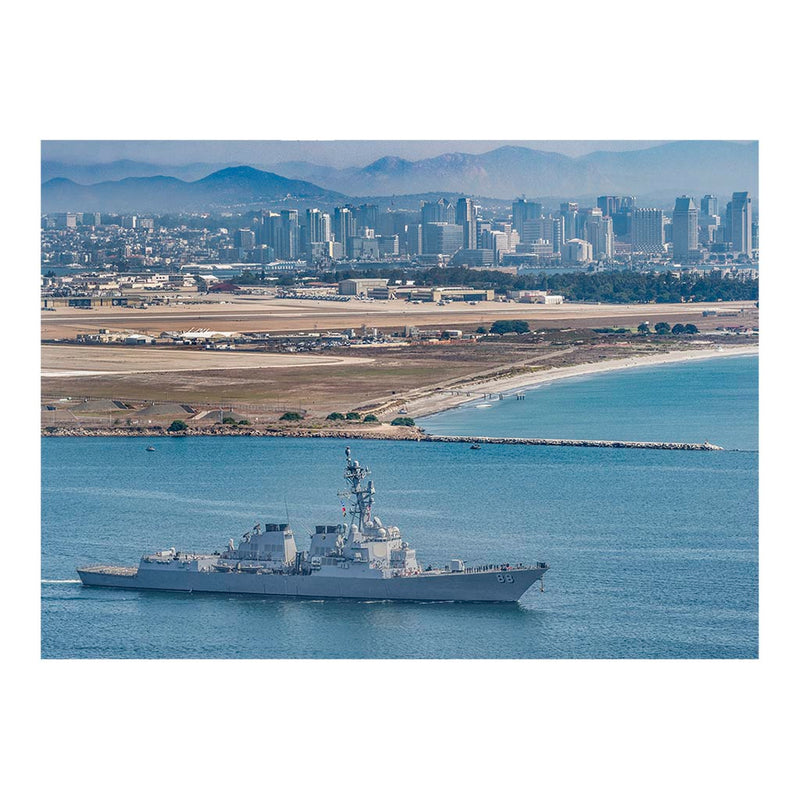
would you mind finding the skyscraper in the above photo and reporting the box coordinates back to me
[672,196,699,260]
[559,202,578,240]
[334,207,356,257]
[700,195,718,218]
[729,191,753,257]
[631,208,665,255]
[597,196,621,217]
[278,210,299,260]
[304,208,331,244]
[585,216,615,261]
[421,198,455,225]
[456,198,477,250]
[512,198,543,234]
[422,222,463,256]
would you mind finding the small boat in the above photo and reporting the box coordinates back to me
[146,446,156,452]
[470,444,481,450]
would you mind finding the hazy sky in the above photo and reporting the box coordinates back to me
[41,140,675,168]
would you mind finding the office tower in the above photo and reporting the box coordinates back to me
[559,202,578,240]
[597,196,621,217]
[456,197,477,250]
[405,223,423,256]
[585,216,615,261]
[672,197,699,260]
[278,210,299,259]
[577,207,602,240]
[700,195,718,218]
[355,203,379,231]
[334,207,356,256]
[729,191,753,257]
[512,198,544,234]
[304,209,330,244]
[234,228,256,249]
[422,222,464,255]
[259,212,280,248]
[631,208,665,254]
[550,216,564,254]
[421,198,455,225]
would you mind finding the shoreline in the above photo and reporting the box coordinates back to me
[41,343,757,441]
[410,344,759,420]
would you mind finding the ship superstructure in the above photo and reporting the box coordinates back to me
[77,447,549,602]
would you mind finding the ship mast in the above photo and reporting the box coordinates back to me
[339,447,375,535]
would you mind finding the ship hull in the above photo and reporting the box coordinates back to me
[77,566,547,602]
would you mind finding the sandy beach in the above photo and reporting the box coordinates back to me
[410,344,759,419]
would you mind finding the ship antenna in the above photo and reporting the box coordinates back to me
[284,495,291,527]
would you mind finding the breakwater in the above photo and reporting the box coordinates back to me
[421,434,722,451]
[40,426,722,450]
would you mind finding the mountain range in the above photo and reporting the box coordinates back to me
[41,141,758,213]
[41,167,345,214]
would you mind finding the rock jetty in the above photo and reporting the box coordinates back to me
[41,426,722,450]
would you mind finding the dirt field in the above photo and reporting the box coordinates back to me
[41,294,758,339]
[41,296,758,428]
[41,345,373,377]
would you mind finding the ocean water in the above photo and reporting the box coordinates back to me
[421,354,759,451]
[41,356,758,659]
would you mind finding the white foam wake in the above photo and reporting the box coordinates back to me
[41,579,81,584]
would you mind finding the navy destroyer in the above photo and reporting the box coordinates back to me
[77,447,549,602]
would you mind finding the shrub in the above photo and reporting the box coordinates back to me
[345,412,361,420]
[326,412,345,420]
[363,414,379,423]
[280,411,303,421]
[222,416,237,425]
[684,323,699,334]
[167,420,188,432]
[391,417,415,427]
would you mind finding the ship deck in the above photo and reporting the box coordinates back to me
[78,565,138,576]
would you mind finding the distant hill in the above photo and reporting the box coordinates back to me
[41,166,345,213]
[41,142,758,212]
[267,142,758,201]
[41,159,232,184]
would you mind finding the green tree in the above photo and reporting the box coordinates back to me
[326,412,345,420]
[475,326,487,334]
[684,323,699,334]
[363,414,379,423]
[345,412,361,420]
[222,416,237,425]
[490,319,530,335]
[167,420,188,433]
[391,417,415,427]
[671,323,686,334]
[280,411,303,421]
[654,322,671,335]
[637,322,651,334]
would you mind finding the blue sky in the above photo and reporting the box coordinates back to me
[41,140,675,168]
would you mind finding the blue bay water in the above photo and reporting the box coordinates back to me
[41,356,758,659]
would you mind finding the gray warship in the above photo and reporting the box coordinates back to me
[77,447,549,602]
